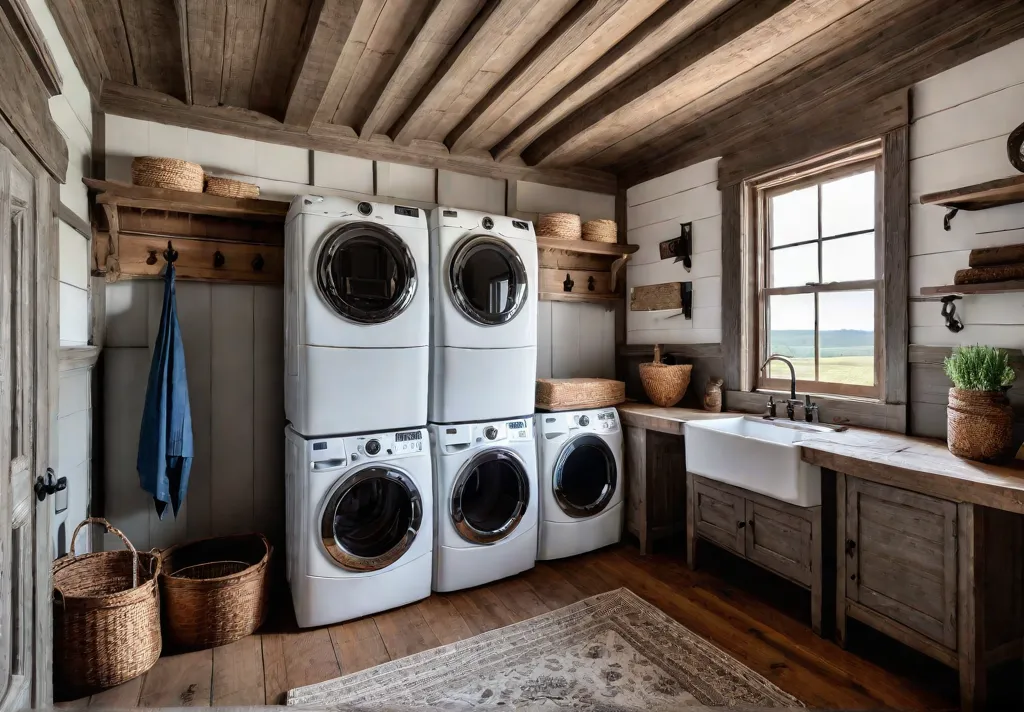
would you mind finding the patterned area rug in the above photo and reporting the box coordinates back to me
[287,588,803,711]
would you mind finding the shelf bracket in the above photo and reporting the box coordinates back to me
[940,295,964,333]
[942,207,959,231]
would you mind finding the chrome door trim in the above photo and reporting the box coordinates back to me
[553,434,617,518]
[450,448,529,544]
[447,234,527,326]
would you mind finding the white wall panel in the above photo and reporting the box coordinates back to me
[187,129,258,176]
[912,38,1024,119]
[312,152,374,194]
[536,300,552,379]
[255,141,309,183]
[437,170,505,214]
[515,181,615,222]
[59,282,88,346]
[376,162,435,203]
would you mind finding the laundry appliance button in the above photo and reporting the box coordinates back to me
[365,439,381,456]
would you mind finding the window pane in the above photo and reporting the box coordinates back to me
[822,232,875,282]
[818,291,875,386]
[770,185,817,246]
[771,243,818,288]
[767,293,815,381]
[821,170,874,237]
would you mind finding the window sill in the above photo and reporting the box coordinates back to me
[725,390,906,433]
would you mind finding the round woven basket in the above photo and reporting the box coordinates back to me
[205,176,260,199]
[159,533,271,650]
[537,212,582,240]
[131,156,204,193]
[582,219,617,243]
[639,344,692,407]
[947,388,1014,461]
[53,518,162,698]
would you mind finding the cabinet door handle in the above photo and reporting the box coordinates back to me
[845,539,857,557]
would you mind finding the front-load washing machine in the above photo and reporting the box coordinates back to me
[534,408,623,560]
[429,418,538,591]
[285,425,432,627]
[285,196,429,436]
[428,208,537,424]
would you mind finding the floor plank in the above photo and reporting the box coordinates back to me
[446,587,516,635]
[137,650,213,707]
[328,617,391,674]
[490,577,551,621]
[415,594,474,645]
[373,603,441,660]
[87,675,143,707]
[521,562,587,608]
[211,635,265,706]
[260,628,339,704]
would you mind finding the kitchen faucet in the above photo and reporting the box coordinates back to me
[758,354,818,422]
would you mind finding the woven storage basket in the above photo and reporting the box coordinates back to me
[536,378,626,411]
[159,533,271,650]
[205,176,260,199]
[53,518,161,697]
[947,388,1014,461]
[537,212,582,241]
[639,344,692,407]
[582,219,617,243]
[131,156,204,193]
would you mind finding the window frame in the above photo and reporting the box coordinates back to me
[752,144,884,400]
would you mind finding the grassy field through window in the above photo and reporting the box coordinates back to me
[768,330,874,386]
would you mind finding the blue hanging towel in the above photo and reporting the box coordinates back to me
[137,264,193,519]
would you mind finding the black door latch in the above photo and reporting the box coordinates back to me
[35,468,67,501]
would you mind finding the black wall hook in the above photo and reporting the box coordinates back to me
[941,295,964,333]
[213,250,225,268]
[563,273,574,292]
[146,249,158,265]
[252,254,265,272]
[163,240,179,263]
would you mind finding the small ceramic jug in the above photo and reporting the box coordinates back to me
[704,378,724,413]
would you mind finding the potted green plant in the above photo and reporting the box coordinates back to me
[944,345,1016,461]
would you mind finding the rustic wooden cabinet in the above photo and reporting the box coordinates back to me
[623,426,687,554]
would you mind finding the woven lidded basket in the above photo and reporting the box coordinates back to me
[947,388,1014,461]
[537,212,582,241]
[205,176,260,199]
[131,156,204,193]
[53,518,162,697]
[639,344,693,407]
[536,378,626,411]
[159,533,271,650]
[582,219,617,243]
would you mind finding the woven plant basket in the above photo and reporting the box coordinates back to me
[131,157,204,193]
[159,533,271,650]
[536,378,626,411]
[639,344,693,407]
[537,212,582,241]
[947,388,1014,461]
[205,176,260,199]
[582,219,617,243]
[53,518,161,698]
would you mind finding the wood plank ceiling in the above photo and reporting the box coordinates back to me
[46,0,1024,191]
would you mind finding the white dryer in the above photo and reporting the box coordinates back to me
[285,196,429,436]
[428,208,538,424]
[429,418,538,592]
[534,408,624,560]
[285,425,432,628]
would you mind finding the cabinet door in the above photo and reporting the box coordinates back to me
[693,479,745,554]
[744,500,814,587]
[846,478,957,649]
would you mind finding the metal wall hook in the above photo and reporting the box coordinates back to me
[146,249,158,265]
[213,251,225,268]
[587,276,595,291]
[252,254,265,272]
[940,295,964,333]
[943,208,959,231]
[163,240,179,263]
[563,273,574,292]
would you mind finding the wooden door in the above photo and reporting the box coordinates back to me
[744,499,814,587]
[846,478,957,649]
[0,145,53,711]
[693,478,745,554]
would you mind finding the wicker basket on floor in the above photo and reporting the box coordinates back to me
[205,176,260,199]
[536,378,626,411]
[131,156,205,193]
[537,212,582,241]
[159,533,271,650]
[53,518,162,697]
[639,344,692,407]
[582,219,617,243]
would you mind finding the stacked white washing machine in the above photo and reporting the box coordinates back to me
[284,196,434,628]
[427,208,540,592]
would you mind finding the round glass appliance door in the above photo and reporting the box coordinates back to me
[553,435,617,518]
[320,466,422,571]
[317,222,417,324]
[450,449,530,544]
[448,235,527,326]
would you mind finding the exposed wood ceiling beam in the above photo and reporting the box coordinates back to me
[490,0,739,162]
[357,0,485,140]
[44,0,109,96]
[521,0,872,168]
[172,0,192,104]
[311,0,388,124]
[249,0,312,120]
[186,0,225,105]
[220,0,267,107]
[390,0,578,147]
[120,0,188,102]
[283,0,360,128]
[100,81,617,193]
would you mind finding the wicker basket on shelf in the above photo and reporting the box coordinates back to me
[159,533,271,650]
[131,156,205,192]
[537,212,582,240]
[638,344,692,407]
[536,378,626,411]
[582,219,617,243]
[205,176,260,199]
[53,518,162,697]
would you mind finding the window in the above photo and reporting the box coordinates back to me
[754,147,882,399]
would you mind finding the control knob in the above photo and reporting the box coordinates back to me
[578,415,590,427]
[357,201,373,216]
[484,426,498,440]
[365,439,381,455]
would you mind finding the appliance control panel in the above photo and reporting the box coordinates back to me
[438,419,533,451]
[575,410,620,433]
[309,428,426,469]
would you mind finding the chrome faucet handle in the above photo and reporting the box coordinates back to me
[802,395,819,423]
[786,399,796,421]
[766,395,777,418]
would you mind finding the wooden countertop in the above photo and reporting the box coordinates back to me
[616,404,1024,513]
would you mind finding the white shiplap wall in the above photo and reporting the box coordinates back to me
[908,38,1024,348]
[624,158,723,345]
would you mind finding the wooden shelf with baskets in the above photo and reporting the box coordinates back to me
[85,179,288,285]
[537,238,638,306]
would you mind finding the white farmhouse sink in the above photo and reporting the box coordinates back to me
[684,417,824,507]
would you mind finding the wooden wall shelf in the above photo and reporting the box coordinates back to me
[920,281,1024,296]
[536,237,638,256]
[536,238,636,305]
[920,175,1024,211]
[539,291,622,305]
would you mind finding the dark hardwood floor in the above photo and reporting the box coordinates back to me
[58,541,966,709]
